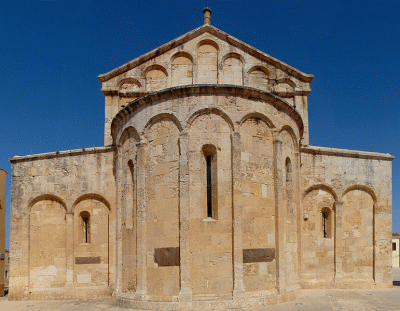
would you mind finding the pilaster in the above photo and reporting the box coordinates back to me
[178,131,192,301]
[65,211,74,287]
[334,201,344,283]
[232,131,244,298]
[135,141,148,299]
[274,138,286,293]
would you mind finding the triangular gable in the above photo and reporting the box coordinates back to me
[98,24,313,83]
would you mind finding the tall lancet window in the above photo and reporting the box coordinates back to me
[203,145,218,219]
[206,155,212,217]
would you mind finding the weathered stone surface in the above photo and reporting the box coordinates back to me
[7,7,394,311]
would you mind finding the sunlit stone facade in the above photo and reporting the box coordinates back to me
[9,9,394,309]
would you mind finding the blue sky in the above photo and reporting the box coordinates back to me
[0,0,399,249]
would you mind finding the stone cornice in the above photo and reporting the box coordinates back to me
[110,85,304,140]
[301,145,394,161]
[98,24,314,83]
[9,146,115,163]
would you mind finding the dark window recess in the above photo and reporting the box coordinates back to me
[154,247,180,267]
[243,248,275,263]
[323,212,328,238]
[393,242,397,251]
[206,155,212,217]
[75,256,101,264]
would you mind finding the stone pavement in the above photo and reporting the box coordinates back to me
[1,269,400,311]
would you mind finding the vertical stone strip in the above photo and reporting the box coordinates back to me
[65,212,74,287]
[136,141,147,298]
[232,131,244,298]
[334,201,344,283]
[115,148,123,293]
[274,138,286,293]
[178,131,192,301]
[294,151,302,282]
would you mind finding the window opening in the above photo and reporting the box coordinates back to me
[80,211,91,243]
[321,208,331,238]
[393,242,397,251]
[323,212,328,238]
[206,155,212,217]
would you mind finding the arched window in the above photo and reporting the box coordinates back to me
[285,157,292,182]
[80,211,91,243]
[203,144,218,219]
[321,207,331,238]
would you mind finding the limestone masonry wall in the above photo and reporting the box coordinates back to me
[9,148,116,300]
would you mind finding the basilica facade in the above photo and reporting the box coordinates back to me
[9,9,394,310]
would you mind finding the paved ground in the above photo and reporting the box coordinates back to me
[1,270,400,310]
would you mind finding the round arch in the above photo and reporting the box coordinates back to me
[221,52,245,65]
[143,64,168,78]
[276,77,297,88]
[341,185,377,203]
[185,107,235,132]
[72,193,111,212]
[117,77,142,89]
[303,184,338,202]
[28,194,67,212]
[239,111,276,129]
[117,126,141,147]
[170,51,194,64]
[278,125,300,151]
[247,65,270,77]
[195,38,220,52]
[144,112,183,135]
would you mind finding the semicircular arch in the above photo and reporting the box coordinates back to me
[117,126,141,147]
[278,125,299,151]
[195,39,220,52]
[117,77,142,88]
[143,64,168,77]
[28,194,67,212]
[185,107,235,132]
[72,193,111,211]
[341,185,377,203]
[276,77,297,88]
[144,113,183,135]
[247,65,270,77]
[303,184,338,202]
[221,52,245,65]
[170,51,194,64]
[239,111,276,129]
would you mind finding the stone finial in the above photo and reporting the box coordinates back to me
[203,7,212,25]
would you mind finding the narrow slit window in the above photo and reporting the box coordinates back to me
[206,155,212,217]
[80,211,91,243]
[321,208,331,238]
[393,242,397,251]
[203,144,217,219]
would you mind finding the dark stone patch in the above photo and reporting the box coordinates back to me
[243,248,275,263]
[154,247,180,266]
[75,256,101,264]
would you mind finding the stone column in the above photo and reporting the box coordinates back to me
[178,131,192,301]
[274,138,286,293]
[232,131,244,298]
[135,141,147,298]
[65,211,74,288]
[334,201,344,283]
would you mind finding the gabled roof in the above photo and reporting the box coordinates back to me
[98,24,314,83]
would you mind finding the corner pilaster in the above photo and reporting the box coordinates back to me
[274,138,286,293]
